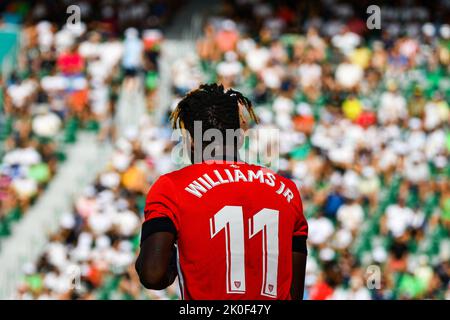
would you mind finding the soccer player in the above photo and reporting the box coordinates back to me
[135,84,308,300]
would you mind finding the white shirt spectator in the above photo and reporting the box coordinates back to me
[378,91,408,124]
[332,229,353,249]
[113,210,140,237]
[245,46,270,72]
[36,21,54,52]
[32,112,62,137]
[308,216,335,245]
[425,129,446,160]
[386,204,414,237]
[261,65,283,89]
[335,62,363,88]
[79,40,102,60]
[7,80,37,108]
[99,171,121,189]
[3,147,42,166]
[424,100,449,130]
[406,129,426,152]
[331,31,361,55]
[337,202,365,232]
[122,28,143,69]
[88,212,114,236]
[11,178,38,199]
[403,153,429,183]
[41,75,69,92]
[298,63,322,88]
[273,96,294,115]
[46,242,69,269]
[55,29,75,51]
[216,52,243,78]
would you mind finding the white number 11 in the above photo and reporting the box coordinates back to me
[209,206,279,298]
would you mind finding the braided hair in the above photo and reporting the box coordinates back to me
[170,83,258,142]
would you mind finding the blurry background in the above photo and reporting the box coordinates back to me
[0,0,449,300]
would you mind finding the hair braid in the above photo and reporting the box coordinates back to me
[170,83,259,135]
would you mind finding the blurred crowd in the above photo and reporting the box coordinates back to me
[0,1,168,243]
[0,15,120,242]
[1,0,179,300]
[193,0,450,299]
[13,43,188,298]
[15,115,180,299]
[3,0,450,300]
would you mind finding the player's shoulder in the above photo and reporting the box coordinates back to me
[157,163,205,183]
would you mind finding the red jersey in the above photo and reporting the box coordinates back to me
[143,160,308,300]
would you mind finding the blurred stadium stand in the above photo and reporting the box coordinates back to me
[0,0,449,300]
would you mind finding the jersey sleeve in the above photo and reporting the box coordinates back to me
[291,182,308,238]
[142,175,180,237]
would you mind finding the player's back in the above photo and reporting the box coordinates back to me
[144,160,308,300]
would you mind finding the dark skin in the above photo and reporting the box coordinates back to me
[135,231,307,299]
[135,232,177,290]
[291,252,307,300]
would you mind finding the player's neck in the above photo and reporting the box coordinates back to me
[191,149,243,164]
